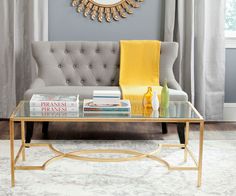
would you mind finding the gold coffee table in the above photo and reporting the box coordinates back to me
[9,101,204,187]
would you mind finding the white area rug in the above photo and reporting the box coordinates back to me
[0,140,236,196]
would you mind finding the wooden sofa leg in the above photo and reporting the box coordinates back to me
[42,122,49,135]
[161,123,168,134]
[26,122,34,144]
[177,123,185,145]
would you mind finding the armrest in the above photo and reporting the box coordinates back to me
[29,78,46,89]
[24,78,46,100]
[160,42,182,91]
[168,78,182,91]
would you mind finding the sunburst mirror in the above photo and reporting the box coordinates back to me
[71,0,144,23]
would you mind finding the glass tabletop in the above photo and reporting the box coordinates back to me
[11,101,203,121]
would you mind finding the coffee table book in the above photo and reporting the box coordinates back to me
[93,90,121,98]
[83,99,131,113]
[93,90,121,105]
[30,111,78,117]
[30,106,78,112]
[30,94,79,108]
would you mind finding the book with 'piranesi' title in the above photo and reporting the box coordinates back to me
[30,107,78,113]
[30,94,79,108]
[30,111,78,118]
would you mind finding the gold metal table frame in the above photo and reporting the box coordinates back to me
[10,101,204,187]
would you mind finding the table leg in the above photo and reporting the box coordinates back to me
[10,119,15,187]
[42,122,49,135]
[184,122,189,162]
[161,123,168,134]
[21,121,26,161]
[177,123,185,144]
[197,121,204,187]
[26,122,34,144]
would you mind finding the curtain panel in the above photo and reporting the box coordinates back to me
[0,0,48,117]
[164,0,225,120]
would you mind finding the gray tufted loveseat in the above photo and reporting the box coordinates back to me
[24,41,188,143]
[24,41,187,101]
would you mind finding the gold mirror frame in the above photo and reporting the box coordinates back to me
[71,0,144,23]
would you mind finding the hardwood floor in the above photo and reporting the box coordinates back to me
[1,120,236,140]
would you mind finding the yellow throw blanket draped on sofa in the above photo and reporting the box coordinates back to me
[119,40,162,114]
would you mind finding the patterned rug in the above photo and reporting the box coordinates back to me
[0,140,236,196]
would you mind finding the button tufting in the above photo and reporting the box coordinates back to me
[95,48,100,53]
[80,48,84,53]
[66,79,71,84]
[65,49,69,53]
[81,79,85,84]
[103,64,107,68]
[96,79,101,83]
[89,64,93,69]
[50,49,54,53]
[112,49,116,53]
[73,64,77,69]
[58,64,63,68]
[111,79,115,83]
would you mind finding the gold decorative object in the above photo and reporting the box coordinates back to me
[71,0,144,23]
[143,87,153,109]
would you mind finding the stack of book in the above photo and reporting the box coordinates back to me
[93,90,121,105]
[83,90,131,114]
[29,94,79,116]
[83,99,131,114]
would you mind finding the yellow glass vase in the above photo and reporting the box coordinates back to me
[143,87,153,109]
[143,107,153,117]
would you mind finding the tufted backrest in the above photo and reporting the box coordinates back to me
[32,41,179,89]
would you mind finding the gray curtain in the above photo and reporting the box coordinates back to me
[164,0,225,120]
[0,0,48,117]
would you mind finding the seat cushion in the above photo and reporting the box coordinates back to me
[168,89,188,101]
[24,86,188,102]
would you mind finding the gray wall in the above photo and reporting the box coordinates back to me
[225,49,236,103]
[48,0,236,103]
[48,0,164,41]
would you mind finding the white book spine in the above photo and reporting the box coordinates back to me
[93,92,121,98]
[93,99,120,105]
[30,112,78,117]
[30,107,78,112]
[29,101,78,108]
[83,111,130,114]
